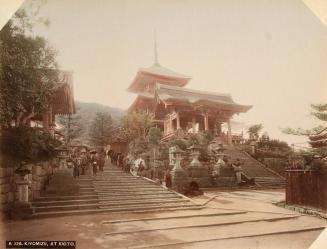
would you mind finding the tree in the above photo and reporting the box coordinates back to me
[0,5,62,165]
[0,9,59,128]
[282,103,327,136]
[247,124,263,139]
[121,111,153,141]
[57,108,84,144]
[89,112,113,146]
[148,127,162,145]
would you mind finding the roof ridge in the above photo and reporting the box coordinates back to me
[140,64,191,79]
[156,83,232,98]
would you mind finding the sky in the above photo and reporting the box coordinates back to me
[1,0,327,147]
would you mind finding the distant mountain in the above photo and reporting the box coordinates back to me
[57,101,125,145]
[76,101,125,125]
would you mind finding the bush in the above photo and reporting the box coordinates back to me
[0,127,61,163]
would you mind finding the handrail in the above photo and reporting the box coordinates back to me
[239,148,286,180]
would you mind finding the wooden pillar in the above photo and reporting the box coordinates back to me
[204,114,209,131]
[227,120,232,145]
[176,112,181,129]
[192,116,196,133]
[169,114,173,132]
[216,122,222,135]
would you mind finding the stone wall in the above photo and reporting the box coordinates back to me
[0,166,15,211]
[0,156,55,214]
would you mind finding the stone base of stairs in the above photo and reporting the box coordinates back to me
[30,165,201,218]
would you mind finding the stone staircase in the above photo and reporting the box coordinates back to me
[30,165,201,218]
[223,145,286,188]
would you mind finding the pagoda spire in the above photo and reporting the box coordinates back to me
[154,30,159,65]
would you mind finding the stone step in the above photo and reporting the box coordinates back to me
[93,186,164,191]
[105,215,299,236]
[33,196,184,207]
[92,182,157,186]
[36,194,98,201]
[33,202,201,216]
[31,203,203,219]
[94,189,170,194]
[34,198,190,212]
[97,192,178,198]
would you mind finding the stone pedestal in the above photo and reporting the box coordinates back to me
[187,151,211,187]
[171,167,189,193]
[170,147,189,193]
[11,178,34,219]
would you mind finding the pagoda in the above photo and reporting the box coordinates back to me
[127,42,252,144]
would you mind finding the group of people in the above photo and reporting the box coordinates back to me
[67,149,106,178]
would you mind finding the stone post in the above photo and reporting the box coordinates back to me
[250,140,257,155]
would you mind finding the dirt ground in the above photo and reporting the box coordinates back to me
[1,189,326,249]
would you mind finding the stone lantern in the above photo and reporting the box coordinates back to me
[188,145,202,168]
[55,145,69,170]
[170,146,189,192]
[186,145,211,186]
[12,163,34,218]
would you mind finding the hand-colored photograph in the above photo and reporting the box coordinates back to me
[0,1,326,248]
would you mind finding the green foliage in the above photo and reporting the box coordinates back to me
[169,139,188,150]
[282,103,327,136]
[0,9,59,127]
[247,124,263,137]
[128,138,150,158]
[257,139,291,152]
[186,131,214,147]
[88,112,113,146]
[148,127,162,145]
[282,125,325,136]
[0,127,61,163]
[121,111,153,141]
[57,108,84,143]
[311,104,327,122]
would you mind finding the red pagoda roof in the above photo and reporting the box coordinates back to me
[127,63,191,93]
[155,84,252,113]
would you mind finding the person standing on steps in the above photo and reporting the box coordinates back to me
[232,158,244,184]
[99,148,105,172]
[90,150,98,177]
[73,157,80,178]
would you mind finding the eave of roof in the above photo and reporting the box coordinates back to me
[127,63,191,92]
[155,83,252,113]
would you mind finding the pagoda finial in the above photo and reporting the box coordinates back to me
[154,30,159,65]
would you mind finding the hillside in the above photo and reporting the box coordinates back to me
[57,101,125,145]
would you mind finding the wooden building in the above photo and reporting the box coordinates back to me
[33,71,75,136]
[127,58,251,143]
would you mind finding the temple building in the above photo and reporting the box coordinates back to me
[31,70,75,138]
[127,46,252,144]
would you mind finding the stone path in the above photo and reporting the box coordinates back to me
[30,165,200,218]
